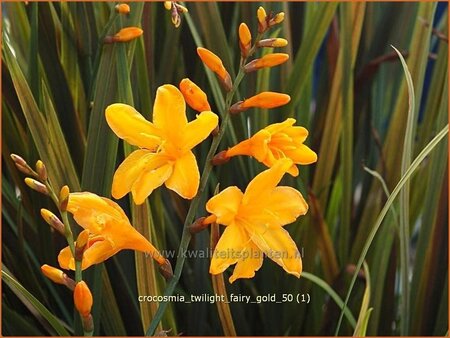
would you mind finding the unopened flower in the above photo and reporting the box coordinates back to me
[75,229,90,261]
[59,185,70,211]
[74,281,93,317]
[238,23,252,57]
[257,6,267,33]
[10,154,36,177]
[244,53,289,73]
[257,38,288,48]
[206,159,307,283]
[230,92,290,114]
[41,265,75,289]
[164,1,188,28]
[35,160,47,181]
[269,12,285,26]
[41,209,65,235]
[58,192,168,270]
[104,27,143,43]
[115,3,130,14]
[197,47,232,91]
[216,118,317,176]
[179,78,211,112]
[24,178,48,195]
[105,85,218,203]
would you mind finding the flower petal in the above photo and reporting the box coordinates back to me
[210,223,249,275]
[111,149,151,199]
[165,151,199,199]
[243,158,293,205]
[152,84,187,146]
[248,225,301,277]
[226,130,271,162]
[206,186,244,226]
[182,111,218,150]
[229,242,263,283]
[264,118,296,135]
[105,103,161,149]
[57,239,117,270]
[284,144,318,165]
[243,186,308,227]
[284,125,309,144]
[131,162,173,205]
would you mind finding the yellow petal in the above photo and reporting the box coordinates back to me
[131,163,173,205]
[243,186,308,228]
[165,151,199,199]
[229,242,263,283]
[105,103,161,149]
[264,118,296,135]
[284,144,318,164]
[111,149,151,199]
[152,85,187,146]
[210,223,248,275]
[242,158,293,205]
[226,129,271,162]
[287,164,299,177]
[284,125,309,144]
[206,186,244,226]
[182,111,219,150]
[248,225,301,277]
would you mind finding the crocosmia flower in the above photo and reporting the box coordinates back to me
[106,85,218,204]
[58,192,166,270]
[222,118,317,176]
[206,158,307,283]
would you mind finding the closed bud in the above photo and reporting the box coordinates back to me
[174,3,188,13]
[238,23,252,58]
[105,27,143,43]
[36,160,48,181]
[115,3,130,14]
[244,53,289,72]
[240,92,291,109]
[25,178,48,195]
[159,259,174,281]
[75,230,90,261]
[41,264,76,290]
[257,38,288,48]
[257,6,268,33]
[212,150,231,165]
[164,1,172,10]
[269,12,285,26]
[171,11,181,28]
[179,78,211,112]
[59,185,70,211]
[230,101,245,115]
[41,209,65,235]
[11,154,36,177]
[74,281,93,318]
[197,47,233,92]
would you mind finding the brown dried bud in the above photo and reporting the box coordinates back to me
[159,259,174,281]
[212,150,231,166]
[188,217,209,234]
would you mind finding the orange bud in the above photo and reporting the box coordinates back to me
[269,12,285,26]
[74,281,93,317]
[105,27,143,43]
[257,6,268,33]
[197,47,232,91]
[59,185,70,211]
[41,209,65,235]
[115,4,130,14]
[238,23,252,57]
[24,178,48,195]
[164,1,172,10]
[244,53,289,72]
[240,92,291,109]
[36,160,47,181]
[257,38,288,48]
[75,230,90,261]
[41,264,65,285]
[179,78,211,112]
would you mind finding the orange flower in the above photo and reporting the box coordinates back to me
[230,92,290,113]
[179,78,211,112]
[197,47,232,91]
[238,23,252,57]
[105,27,143,43]
[206,159,307,283]
[74,281,93,317]
[220,118,317,176]
[58,192,167,270]
[244,53,289,72]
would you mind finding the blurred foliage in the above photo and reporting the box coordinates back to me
[2,2,448,336]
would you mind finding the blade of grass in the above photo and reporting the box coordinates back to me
[353,262,371,336]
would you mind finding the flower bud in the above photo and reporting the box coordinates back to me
[41,209,65,235]
[11,154,36,177]
[257,38,288,48]
[159,259,174,281]
[257,6,268,33]
[24,178,48,195]
[164,1,172,10]
[59,185,70,211]
[240,92,291,109]
[212,150,231,165]
[36,160,48,181]
[197,47,232,92]
[244,53,289,72]
[188,217,208,234]
[75,230,90,262]
[104,27,143,43]
[238,23,252,58]
[41,264,76,290]
[74,281,93,318]
[115,4,130,14]
[179,78,211,112]
[269,12,285,26]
